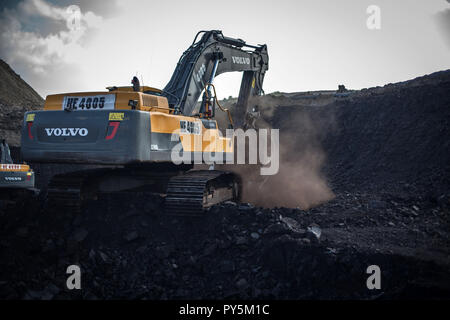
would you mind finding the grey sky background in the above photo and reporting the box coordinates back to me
[0,0,449,99]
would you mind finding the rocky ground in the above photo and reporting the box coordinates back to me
[0,59,43,146]
[0,70,450,300]
[0,190,449,300]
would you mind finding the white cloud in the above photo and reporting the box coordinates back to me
[21,0,69,21]
[435,7,450,48]
[0,0,103,76]
[0,0,449,100]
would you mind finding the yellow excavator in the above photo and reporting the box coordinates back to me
[20,30,269,215]
[0,139,35,207]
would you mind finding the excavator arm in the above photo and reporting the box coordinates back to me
[163,30,269,124]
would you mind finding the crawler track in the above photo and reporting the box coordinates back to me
[46,172,85,214]
[165,170,240,216]
[45,168,240,216]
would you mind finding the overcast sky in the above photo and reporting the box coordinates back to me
[0,0,449,100]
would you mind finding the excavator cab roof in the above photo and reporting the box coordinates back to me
[106,86,163,96]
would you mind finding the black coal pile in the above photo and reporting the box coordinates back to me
[1,70,450,299]
[0,190,449,300]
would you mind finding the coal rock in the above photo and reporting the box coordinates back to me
[368,200,388,210]
[251,232,260,239]
[42,284,60,300]
[42,239,56,253]
[281,216,306,235]
[24,290,42,300]
[301,238,311,244]
[72,228,88,242]
[264,223,290,235]
[306,224,321,242]
[220,261,235,273]
[16,227,28,237]
[203,242,218,255]
[157,244,174,258]
[98,251,111,264]
[235,236,248,245]
[236,278,248,289]
[124,231,139,242]
[238,203,254,211]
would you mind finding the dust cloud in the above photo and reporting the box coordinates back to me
[220,94,335,210]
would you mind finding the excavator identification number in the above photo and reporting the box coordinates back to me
[62,95,116,111]
[180,120,201,135]
[1,164,22,170]
[194,63,206,84]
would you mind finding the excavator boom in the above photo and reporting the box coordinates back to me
[163,30,269,119]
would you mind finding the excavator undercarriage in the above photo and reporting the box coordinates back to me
[45,165,239,216]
